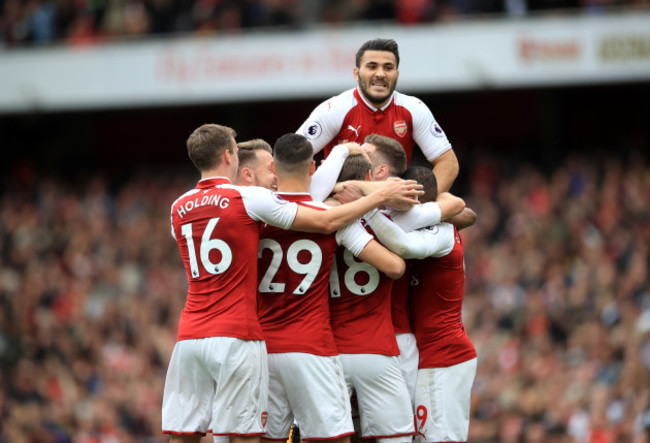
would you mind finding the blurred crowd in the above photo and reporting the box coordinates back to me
[1,0,648,48]
[1,148,649,442]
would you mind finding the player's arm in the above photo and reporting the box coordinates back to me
[337,219,405,280]
[310,143,369,202]
[383,192,465,232]
[409,97,458,192]
[357,240,405,279]
[445,207,477,231]
[333,178,419,211]
[365,211,456,259]
[332,179,378,195]
[296,97,347,154]
[291,180,423,234]
[388,202,442,231]
[309,144,349,202]
[435,192,465,220]
[431,149,459,193]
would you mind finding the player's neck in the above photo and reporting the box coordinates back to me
[201,166,234,183]
[358,87,392,110]
[276,176,310,194]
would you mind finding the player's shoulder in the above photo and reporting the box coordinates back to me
[300,89,357,141]
[231,184,279,201]
[393,90,429,109]
[314,88,358,115]
[297,200,329,210]
[171,188,200,210]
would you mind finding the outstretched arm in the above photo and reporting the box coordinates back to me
[291,180,423,234]
[366,211,456,259]
[388,192,465,232]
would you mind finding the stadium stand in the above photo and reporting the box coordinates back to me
[0,147,648,441]
[1,0,646,47]
[1,1,649,441]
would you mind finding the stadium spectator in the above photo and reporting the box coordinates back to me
[1,0,642,47]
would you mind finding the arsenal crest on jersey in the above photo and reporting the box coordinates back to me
[393,120,408,138]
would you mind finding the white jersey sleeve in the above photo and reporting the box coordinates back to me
[309,144,349,202]
[388,202,442,232]
[233,185,299,229]
[366,211,455,259]
[398,93,452,162]
[296,89,355,154]
[334,219,374,257]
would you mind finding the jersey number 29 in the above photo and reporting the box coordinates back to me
[258,239,323,295]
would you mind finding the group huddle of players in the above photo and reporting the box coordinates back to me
[162,38,477,443]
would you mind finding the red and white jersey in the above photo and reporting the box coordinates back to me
[410,225,477,368]
[170,177,298,342]
[297,88,451,165]
[391,264,413,334]
[258,193,373,356]
[329,222,399,356]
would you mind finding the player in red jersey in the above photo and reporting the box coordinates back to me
[334,135,465,411]
[236,137,372,203]
[366,166,478,443]
[163,124,423,443]
[297,38,459,192]
[236,139,277,191]
[327,155,415,443]
[257,133,407,443]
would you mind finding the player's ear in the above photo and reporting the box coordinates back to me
[223,148,234,165]
[240,167,253,183]
[353,67,360,82]
[374,164,388,180]
[270,160,277,175]
[365,169,372,181]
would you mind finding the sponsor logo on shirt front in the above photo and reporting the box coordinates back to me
[304,121,322,140]
[394,120,408,138]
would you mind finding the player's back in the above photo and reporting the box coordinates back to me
[257,194,340,356]
[329,223,399,356]
[171,178,266,342]
[411,225,476,367]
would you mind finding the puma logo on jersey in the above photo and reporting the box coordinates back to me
[347,125,361,137]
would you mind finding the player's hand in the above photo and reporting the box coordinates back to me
[344,143,371,164]
[376,178,423,210]
[333,185,363,205]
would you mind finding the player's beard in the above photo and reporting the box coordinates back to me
[358,77,396,106]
